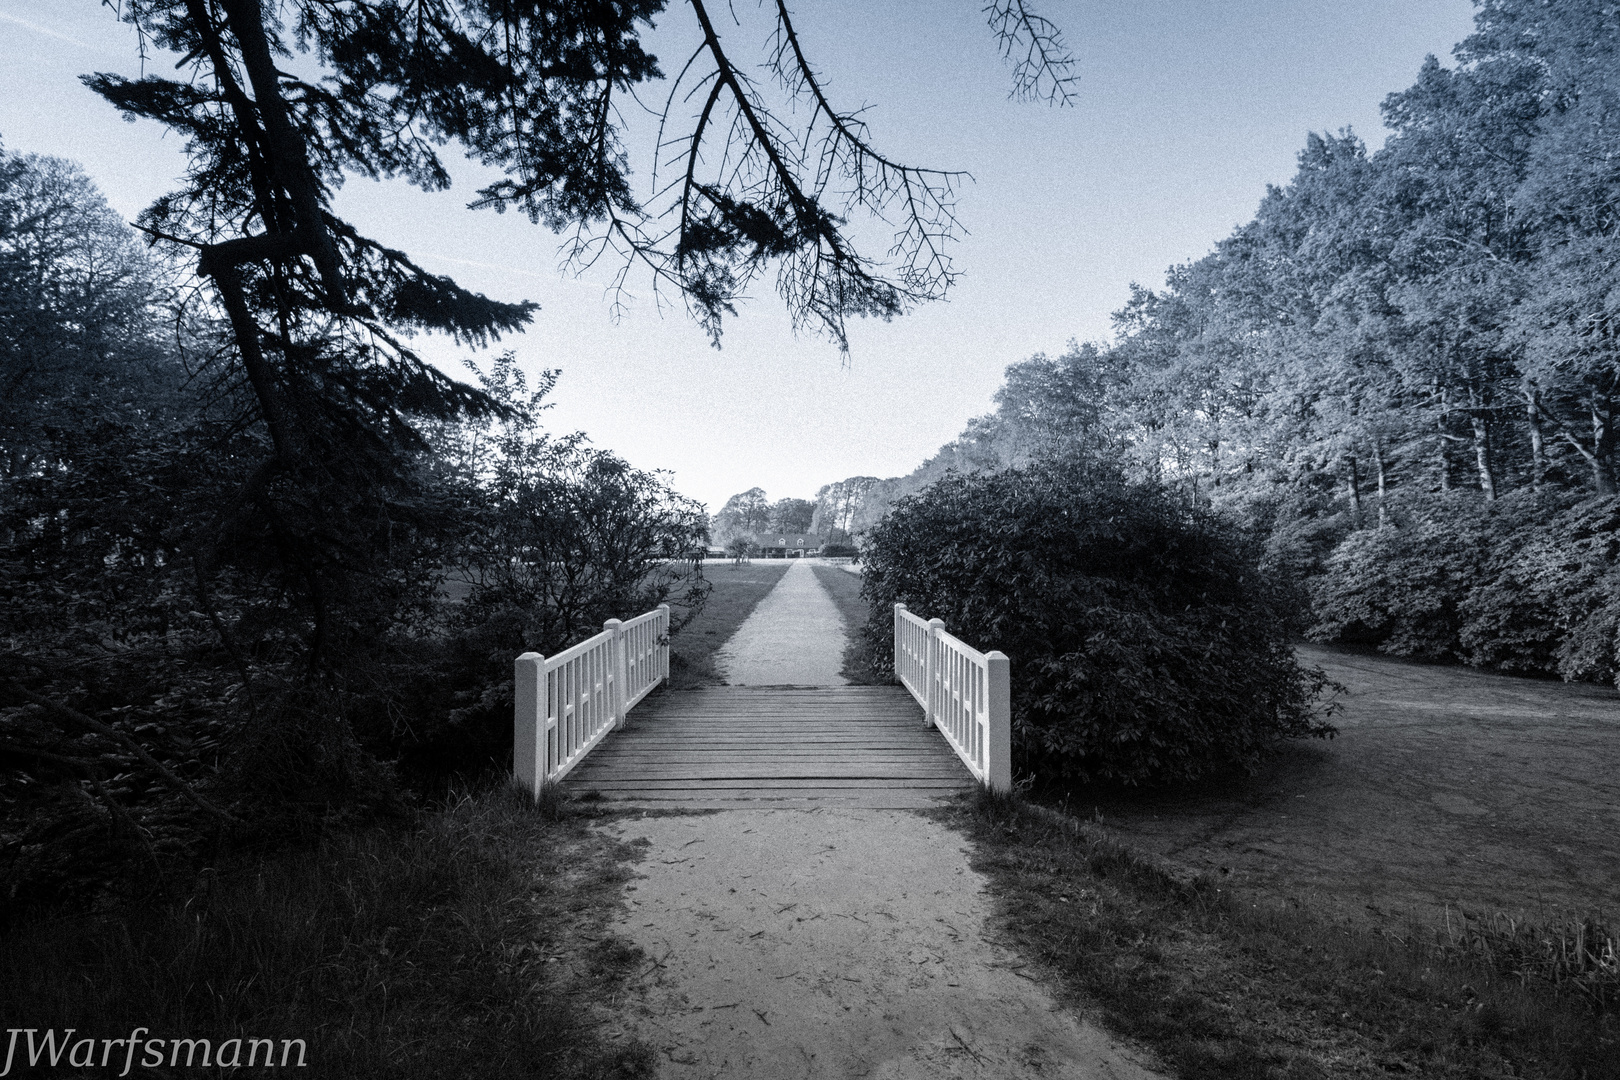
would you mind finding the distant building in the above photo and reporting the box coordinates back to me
[749,531,827,558]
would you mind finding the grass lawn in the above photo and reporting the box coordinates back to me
[1,787,657,1079]
[951,791,1618,1080]
[1057,645,1620,928]
[665,559,792,688]
[807,562,887,685]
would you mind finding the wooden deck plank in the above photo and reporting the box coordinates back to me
[558,685,974,807]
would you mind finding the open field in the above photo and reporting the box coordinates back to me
[1058,645,1620,927]
[665,559,792,688]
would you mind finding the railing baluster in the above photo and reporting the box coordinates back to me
[891,605,1012,794]
[514,606,675,795]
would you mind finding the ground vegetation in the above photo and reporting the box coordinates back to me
[954,790,1618,1080]
[0,783,658,1078]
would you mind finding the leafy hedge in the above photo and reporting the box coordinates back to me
[1308,492,1620,683]
[859,460,1336,785]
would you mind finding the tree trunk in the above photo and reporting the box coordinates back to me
[1436,386,1452,493]
[1346,455,1362,525]
[1470,414,1497,501]
[1592,394,1617,495]
[1372,442,1388,528]
[1526,389,1545,494]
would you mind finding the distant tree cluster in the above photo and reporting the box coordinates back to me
[710,487,815,546]
[850,0,1620,685]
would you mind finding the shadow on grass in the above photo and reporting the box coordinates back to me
[949,788,1619,1080]
[1,781,656,1079]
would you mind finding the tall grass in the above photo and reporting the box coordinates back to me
[0,784,654,1078]
[954,789,1620,1080]
[1432,907,1619,1010]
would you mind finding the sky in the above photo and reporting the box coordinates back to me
[0,0,1478,513]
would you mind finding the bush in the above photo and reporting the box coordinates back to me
[1307,492,1620,684]
[859,460,1336,785]
[1306,494,1497,662]
[819,543,859,559]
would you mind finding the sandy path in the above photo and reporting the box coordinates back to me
[609,809,1161,1079]
[716,560,847,685]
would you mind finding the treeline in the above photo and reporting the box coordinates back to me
[707,483,882,548]
[0,145,707,910]
[835,0,1620,686]
[709,487,816,547]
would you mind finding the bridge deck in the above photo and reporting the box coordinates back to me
[562,685,975,809]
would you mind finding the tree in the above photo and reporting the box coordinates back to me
[714,486,770,534]
[0,145,180,477]
[84,0,1073,681]
[769,497,814,533]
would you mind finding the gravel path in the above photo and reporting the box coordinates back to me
[716,559,848,686]
[610,810,1162,1079]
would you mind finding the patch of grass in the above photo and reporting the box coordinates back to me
[950,790,1619,1080]
[807,562,887,685]
[0,782,656,1079]
[665,560,792,689]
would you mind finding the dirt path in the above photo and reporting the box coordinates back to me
[605,565,1161,1076]
[1078,645,1620,925]
[716,560,848,685]
[608,809,1162,1079]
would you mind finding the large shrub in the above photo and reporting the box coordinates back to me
[859,460,1336,785]
[1307,492,1620,684]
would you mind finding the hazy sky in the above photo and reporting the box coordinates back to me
[1,0,1477,513]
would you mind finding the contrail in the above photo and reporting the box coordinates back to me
[425,253,552,281]
[0,11,92,49]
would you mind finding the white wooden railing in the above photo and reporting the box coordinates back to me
[513,604,670,795]
[894,603,1011,793]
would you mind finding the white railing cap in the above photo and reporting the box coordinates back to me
[935,626,991,665]
[544,626,616,670]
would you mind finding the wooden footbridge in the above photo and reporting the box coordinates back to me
[565,686,969,809]
[513,604,1011,810]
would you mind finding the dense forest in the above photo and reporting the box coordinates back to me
[815,0,1620,686]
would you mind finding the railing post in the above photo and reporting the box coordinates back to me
[657,603,671,682]
[604,618,625,729]
[514,651,545,797]
[985,650,1011,794]
[925,618,945,728]
[893,603,907,695]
